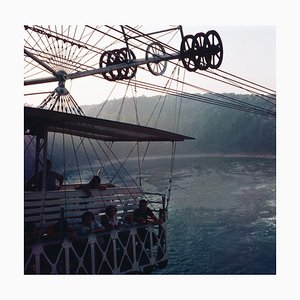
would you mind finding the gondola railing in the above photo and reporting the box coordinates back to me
[24,223,168,274]
[24,186,168,274]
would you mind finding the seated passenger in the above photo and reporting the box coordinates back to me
[123,213,134,227]
[78,211,105,237]
[101,205,120,230]
[25,159,64,191]
[133,199,161,225]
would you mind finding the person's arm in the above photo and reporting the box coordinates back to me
[67,224,77,240]
[100,215,113,230]
[97,184,107,190]
[147,208,160,224]
[78,225,90,236]
[93,220,105,233]
[75,184,92,197]
[57,173,64,187]
[133,210,147,224]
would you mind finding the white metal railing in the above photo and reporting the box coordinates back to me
[24,186,168,274]
[24,223,168,274]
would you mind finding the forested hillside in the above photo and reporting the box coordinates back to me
[24,93,275,178]
[81,93,276,156]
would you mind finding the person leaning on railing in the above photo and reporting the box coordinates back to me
[133,199,162,225]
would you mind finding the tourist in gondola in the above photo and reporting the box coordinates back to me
[25,159,64,191]
[101,205,120,230]
[78,211,105,236]
[133,199,161,225]
[133,199,161,252]
[123,213,135,227]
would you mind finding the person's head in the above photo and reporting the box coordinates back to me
[139,199,148,210]
[81,211,95,225]
[105,205,117,217]
[89,175,101,187]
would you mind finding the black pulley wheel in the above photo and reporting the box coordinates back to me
[205,30,223,69]
[193,32,209,70]
[180,35,198,72]
[123,48,137,79]
[99,50,120,81]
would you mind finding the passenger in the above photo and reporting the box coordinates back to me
[123,213,134,227]
[25,159,64,191]
[75,175,115,196]
[133,199,161,225]
[101,205,120,230]
[46,218,77,241]
[78,211,105,237]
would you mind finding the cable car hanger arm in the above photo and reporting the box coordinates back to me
[24,48,58,78]
[24,52,181,86]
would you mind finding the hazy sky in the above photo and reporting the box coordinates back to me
[24,25,276,107]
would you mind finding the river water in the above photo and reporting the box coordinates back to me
[141,155,276,274]
[67,155,276,274]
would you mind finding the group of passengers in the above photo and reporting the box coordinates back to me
[25,160,162,244]
[25,199,162,245]
[24,161,164,273]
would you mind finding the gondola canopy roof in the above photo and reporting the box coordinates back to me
[24,106,194,142]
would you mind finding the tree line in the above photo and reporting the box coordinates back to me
[81,93,276,156]
[25,93,276,178]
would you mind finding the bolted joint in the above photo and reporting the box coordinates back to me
[56,70,68,83]
[55,85,69,96]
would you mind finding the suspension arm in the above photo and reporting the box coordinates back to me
[24,52,181,86]
[24,49,58,78]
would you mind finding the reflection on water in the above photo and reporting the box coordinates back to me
[142,156,276,274]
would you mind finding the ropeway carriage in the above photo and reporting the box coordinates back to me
[24,107,193,274]
[24,25,223,274]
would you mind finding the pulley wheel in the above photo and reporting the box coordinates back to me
[205,30,223,69]
[180,35,198,72]
[122,48,137,79]
[99,50,120,81]
[99,48,136,81]
[193,32,209,70]
[146,42,167,76]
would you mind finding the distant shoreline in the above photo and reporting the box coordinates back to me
[174,153,276,159]
[112,152,276,162]
[64,153,275,173]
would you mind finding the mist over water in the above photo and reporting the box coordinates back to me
[143,156,276,274]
